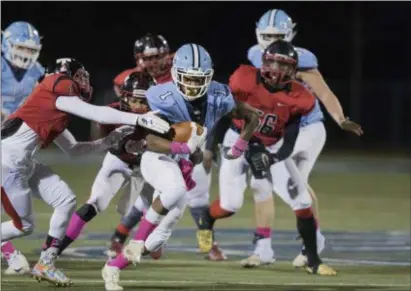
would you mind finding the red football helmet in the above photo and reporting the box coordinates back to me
[119,71,155,113]
[50,58,93,100]
[134,33,172,79]
[261,40,298,87]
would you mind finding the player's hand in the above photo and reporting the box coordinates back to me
[186,122,208,153]
[136,110,170,134]
[202,150,213,173]
[340,118,363,136]
[222,138,248,160]
[190,148,204,165]
[249,151,274,172]
[104,125,135,148]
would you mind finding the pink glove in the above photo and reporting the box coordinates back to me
[178,159,196,191]
[224,138,249,159]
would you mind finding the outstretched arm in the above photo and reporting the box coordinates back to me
[55,96,170,134]
[297,69,363,136]
[53,127,133,156]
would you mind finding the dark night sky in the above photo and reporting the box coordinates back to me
[2,1,410,148]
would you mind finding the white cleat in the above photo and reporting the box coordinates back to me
[102,264,123,291]
[122,240,145,265]
[4,250,31,275]
[292,231,326,268]
[240,253,276,268]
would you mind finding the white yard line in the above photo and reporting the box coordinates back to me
[2,278,410,287]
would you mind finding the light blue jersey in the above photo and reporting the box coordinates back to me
[1,56,45,116]
[146,80,235,133]
[247,44,324,127]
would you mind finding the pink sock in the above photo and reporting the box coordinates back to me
[108,253,129,270]
[133,218,158,241]
[1,241,16,260]
[66,213,87,240]
[256,227,271,238]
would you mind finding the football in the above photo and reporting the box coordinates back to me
[171,121,204,143]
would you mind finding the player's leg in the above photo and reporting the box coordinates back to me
[204,129,248,252]
[1,166,34,275]
[102,153,189,289]
[107,184,150,259]
[1,166,34,241]
[187,163,226,260]
[28,162,76,286]
[241,176,276,267]
[272,158,335,275]
[291,123,326,267]
[1,240,30,275]
[58,152,131,255]
[102,152,189,290]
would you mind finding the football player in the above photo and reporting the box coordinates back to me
[105,34,174,259]
[206,40,337,276]
[101,43,260,291]
[107,35,226,261]
[242,9,363,268]
[113,33,173,96]
[1,58,170,286]
[1,21,44,275]
[55,71,164,259]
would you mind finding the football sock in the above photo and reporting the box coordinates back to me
[58,204,97,255]
[189,206,215,230]
[1,241,16,260]
[295,207,321,267]
[209,199,234,220]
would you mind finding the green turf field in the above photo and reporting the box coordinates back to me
[1,157,410,290]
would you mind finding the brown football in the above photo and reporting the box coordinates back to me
[171,121,204,143]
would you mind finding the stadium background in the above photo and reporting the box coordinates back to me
[2,1,410,149]
[1,1,410,290]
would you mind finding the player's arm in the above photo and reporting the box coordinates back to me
[204,115,231,152]
[55,96,169,134]
[297,69,363,136]
[221,100,260,160]
[145,123,207,160]
[53,127,134,156]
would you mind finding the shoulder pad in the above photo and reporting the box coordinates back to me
[114,68,137,86]
[35,62,46,76]
[247,45,261,61]
[230,65,257,90]
[208,81,230,97]
[295,47,318,70]
[146,82,178,109]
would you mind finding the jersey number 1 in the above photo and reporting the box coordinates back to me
[256,110,277,135]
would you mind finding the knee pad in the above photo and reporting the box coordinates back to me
[76,203,98,222]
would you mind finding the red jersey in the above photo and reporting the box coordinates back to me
[9,74,82,148]
[229,65,315,146]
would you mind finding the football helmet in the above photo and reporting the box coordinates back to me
[50,58,92,99]
[261,40,298,86]
[172,43,214,101]
[134,33,171,78]
[256,9,296,49]
[1,21,42,69]
[119,71,154,113]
